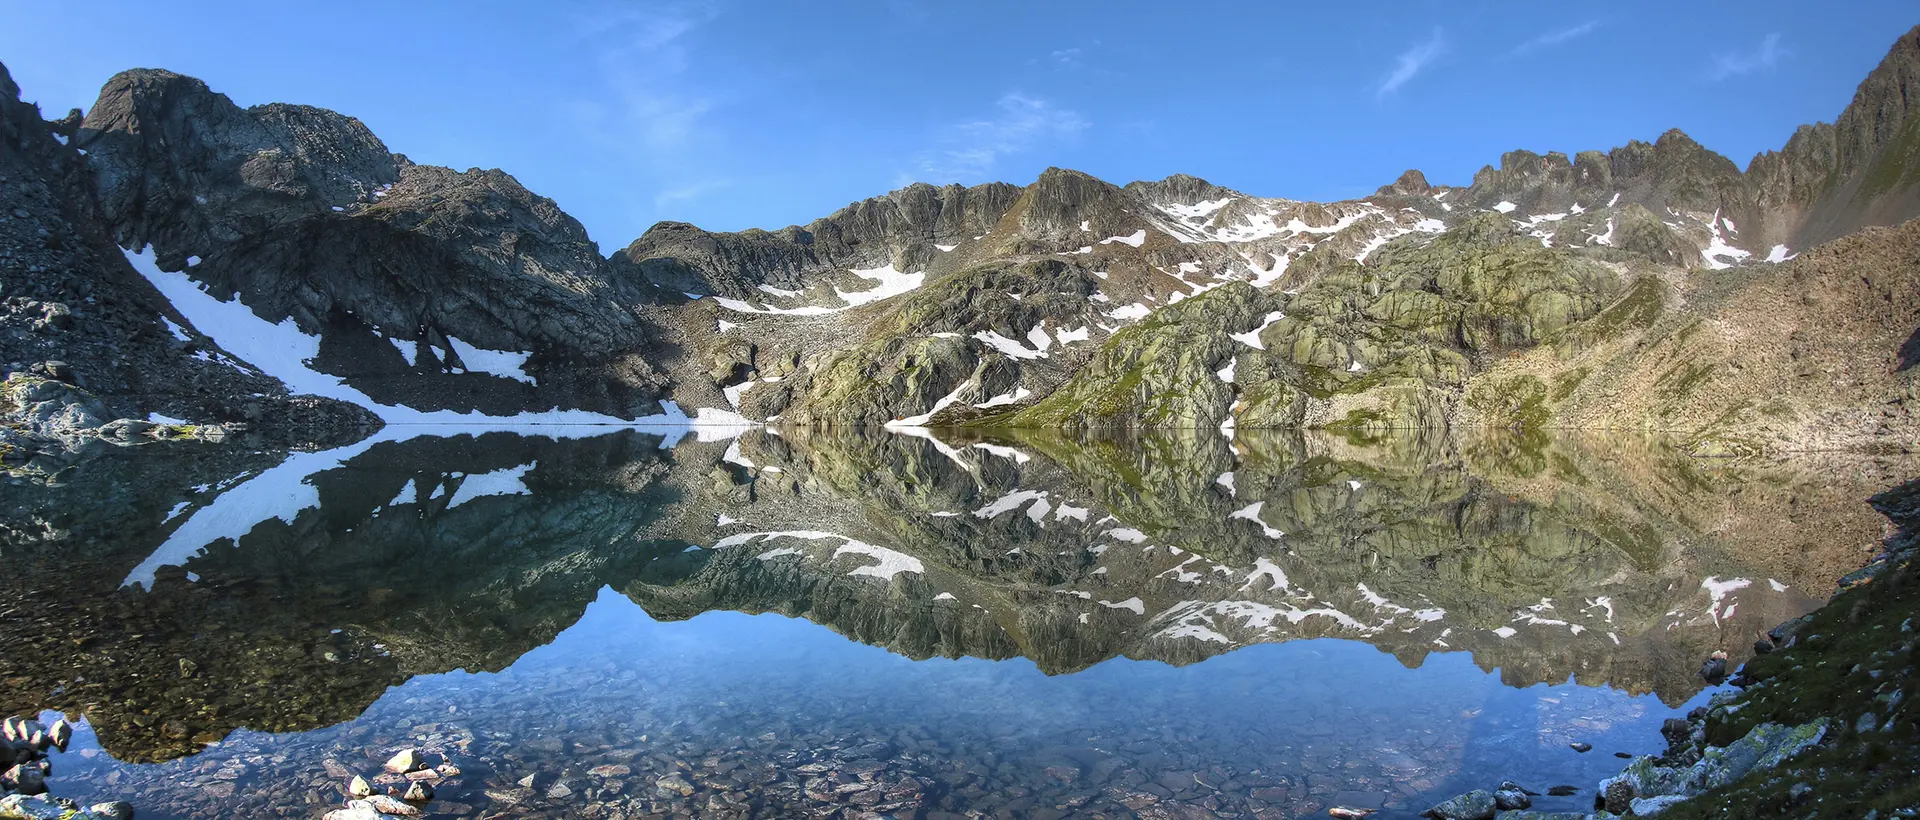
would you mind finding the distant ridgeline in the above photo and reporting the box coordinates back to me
[2,26,1918,459]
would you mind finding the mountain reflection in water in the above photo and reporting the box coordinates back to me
[0,425,1899,819]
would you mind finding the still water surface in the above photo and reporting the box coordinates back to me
[0,426,1895,819]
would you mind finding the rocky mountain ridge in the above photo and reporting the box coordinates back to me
[1,25,1918,459]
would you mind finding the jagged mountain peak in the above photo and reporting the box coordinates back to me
[1375,169,1432,197]
[1124,172,1244,206]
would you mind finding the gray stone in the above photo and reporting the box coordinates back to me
[1493,782,1531,810]
[0,794,78,820]
[1630,794,1689,815]
[383,748,424,774]
[655,772,695,797]
[1603,780,1635,813]
[1424,789,1497,820]
[5,761,47,795]
[86,802,135,820]
[356,794,420,816]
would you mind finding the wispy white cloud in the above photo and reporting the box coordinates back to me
[1709,33,1787,81]
[1512,20,1602,55]
[1377,27,1446,97]
[653,178,734,210]
[575,2,726,152]
[1050,47,1086,70]
[914,93,1088,182]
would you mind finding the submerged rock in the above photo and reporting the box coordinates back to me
[0,795,130,820]
[382,748,424,774]
[1423,789,1496,820]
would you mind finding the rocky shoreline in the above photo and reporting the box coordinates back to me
[1415,478,1920,819]
[0,715,133,820]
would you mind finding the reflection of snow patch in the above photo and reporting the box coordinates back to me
[972,443,1031,464]
[719,530,923,579]
[447,462,535,508]
[1229,502,1284,539]
[1242,557,1289,591]
[1701,576,1752,625]
[975,489,1047,518]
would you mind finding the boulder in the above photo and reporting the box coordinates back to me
[1493,781,1531,810]
[382,748,424,774]
[1423,789,1496,820]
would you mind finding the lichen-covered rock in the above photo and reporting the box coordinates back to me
[2,373,109,437]
[1597,719,1829,815]
[0,793,126,819]
[778,259,1108,426]
[1423,788,1497,820]
[984,282,1280,429]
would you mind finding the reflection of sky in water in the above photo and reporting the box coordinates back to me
[12,425,1868,818]
[53,588,1716,818]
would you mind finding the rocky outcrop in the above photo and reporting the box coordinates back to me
[1752,24,1920,248]
[1463,217,1920,455]
[1464,25,1920,256]
[73,68,670,419]
[0,62,376,458]
[614,180,1021,300]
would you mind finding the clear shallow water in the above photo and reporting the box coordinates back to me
[0,426,1895,818]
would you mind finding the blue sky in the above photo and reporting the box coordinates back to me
[1,1,1913,251]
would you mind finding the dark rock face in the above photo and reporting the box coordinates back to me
[1463,134,1748,226]
[73,68,668,419]
[0,62,376,456]
[1466,25,1920,253]
[1375,169,1433,197]
[614,181,1021,299]
[1125,173,1241,205]
[79,69,400,251]
[1756,24,1920,247]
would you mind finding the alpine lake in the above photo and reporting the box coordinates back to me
[0,424,1906,819]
